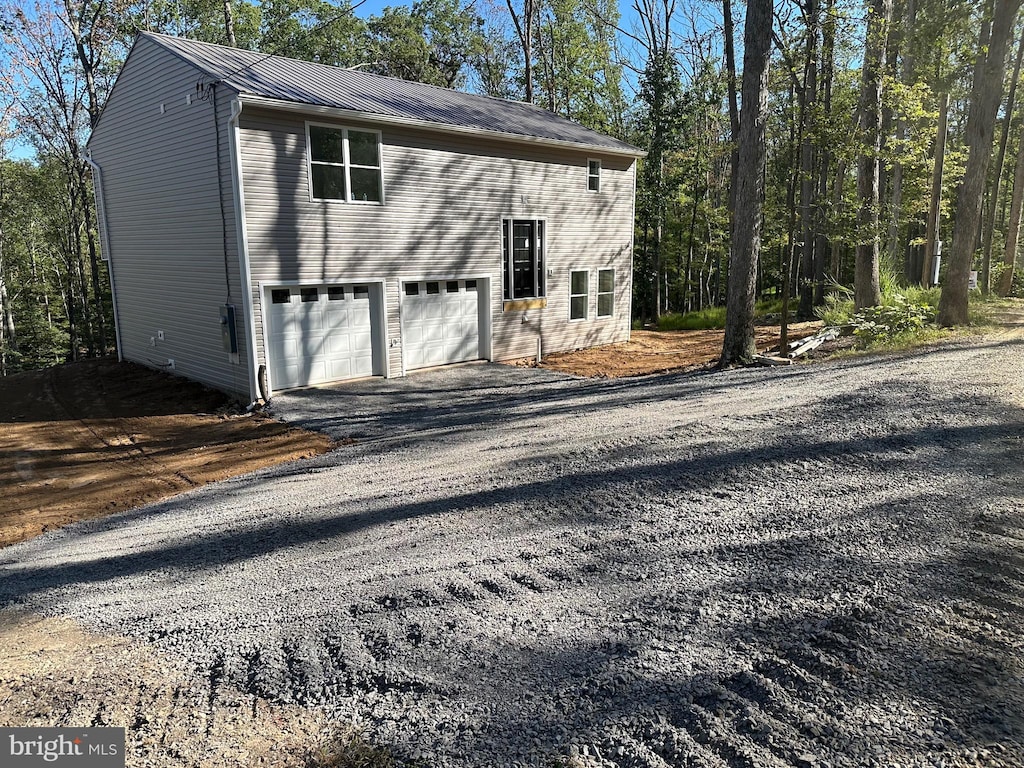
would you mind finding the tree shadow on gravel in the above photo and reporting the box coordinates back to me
[2,346,1023,767]
[269,336,1024,447]
[1,410,1019,604]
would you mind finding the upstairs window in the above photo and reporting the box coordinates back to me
[502,218,546,300]
[587,159,601,192]
[308,124,383,204]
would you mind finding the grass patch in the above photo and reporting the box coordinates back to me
[657,306,727,331]
[306,729,400,768]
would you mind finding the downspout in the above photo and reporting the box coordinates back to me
[627,158,637,341]
[228,97,261,406]
[82,151,124,360]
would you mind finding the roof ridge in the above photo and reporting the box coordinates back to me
[137,30,643,156]
[141,31,565,118]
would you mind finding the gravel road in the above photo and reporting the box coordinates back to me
[2,335,1023,768]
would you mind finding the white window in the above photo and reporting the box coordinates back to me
[569,270,588,320]
[597,269,614,317]
[502,218,546,300]
[588,159,601,192]
[307,124,383,203]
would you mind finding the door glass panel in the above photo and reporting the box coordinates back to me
[300,287,319,302]
[512,221,535,299]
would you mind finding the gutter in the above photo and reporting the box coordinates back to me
[228,97,261,406]
[237,94,648,159]
[81,151,124,360]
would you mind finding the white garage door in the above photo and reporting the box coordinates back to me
[266,284,376,389]
[403,280,480,370]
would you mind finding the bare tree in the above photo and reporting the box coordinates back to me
[506,0,537,101]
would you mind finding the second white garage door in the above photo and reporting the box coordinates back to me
[403,280,480,370]
[266,284,379,389]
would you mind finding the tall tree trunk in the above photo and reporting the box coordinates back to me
[781,76,802,351]
[814,0,837,303]
[922,92,949,285]
[538,12,555,111]
[224,0,237,46]
[999,130,1024,295]
[0,158,15,375]
[981,30,1024,292]
[938,0,1022,325]
[890,0,916,278]
[722,0,740,307]
[721,0,773,365]
[797,0,820,320]
[506,0,536,102]
[854,0,894,310]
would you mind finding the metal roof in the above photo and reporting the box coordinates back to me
[143,32,643,157]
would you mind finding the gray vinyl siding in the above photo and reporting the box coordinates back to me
[238,107,634,377]
[88,36,250,399]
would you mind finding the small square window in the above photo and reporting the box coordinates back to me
[271,289,291,304]
[426,282,440,295]
[301,287,319,302]
[446,281,459,293]
[353,285,369,299]
[465,280,477,291]
[588,159,601,192]
[405,283,420,296]
[327,286,345,300]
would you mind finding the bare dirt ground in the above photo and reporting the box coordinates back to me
[0,610,331,767]
[0,358,332,547]
[515,321,823,377]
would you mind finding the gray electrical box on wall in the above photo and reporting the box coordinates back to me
[220,304,238,353]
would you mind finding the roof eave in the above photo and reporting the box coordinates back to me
[236,94,647,159]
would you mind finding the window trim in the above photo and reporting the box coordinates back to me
[568,269,589,321]
[587,158,601,192]
[305,121,385,205]
[501,216,548,303]
[597,268,615,318]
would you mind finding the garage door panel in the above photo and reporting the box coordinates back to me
[326,334,351,355]
[350,330,373,351]
[267,283,380,389]
[403,279,481,371]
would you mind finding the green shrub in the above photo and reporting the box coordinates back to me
[850,295,935,346]
[755,298,784,316]
[656,306,727,330]
[815,292,854,326]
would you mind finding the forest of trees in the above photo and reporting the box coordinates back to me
[0,0,1022,374]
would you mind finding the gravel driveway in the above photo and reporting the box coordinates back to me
[2,337,1023,768]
